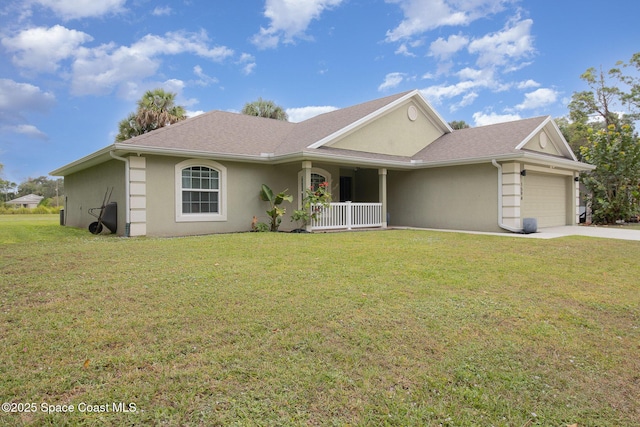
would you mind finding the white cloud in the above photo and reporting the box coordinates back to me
[385,0,510,41]
[517,79,540,89]
[2,124,48,140]
[420,80,478,104]
[242,63,257,75]
[286,106,338,122]
[378,72,406,91]
[32,0,127,20]
[237,53,257,75]
[0,79,55,115]
[186,110,205,118]
[472,111,521,126]
[71,43,158,96]
[515,88,558,110]
[428,33,469,60]
[152,6,172,16]
[70,31,234,96]
[193,65,219,86]
[0,79,55,140]
[129,31,234,61]
[395,43,416,57]
[1,25,93,73]
[450,92,478,111]
[468,17,534,68]
[419,67,497,105]
[161,78,186,95]
[252,0,344,49]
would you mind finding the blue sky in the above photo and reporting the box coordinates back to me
[1,0,639,184]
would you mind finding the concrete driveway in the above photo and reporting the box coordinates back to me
[532,225,640,241]
[403,225,640,241]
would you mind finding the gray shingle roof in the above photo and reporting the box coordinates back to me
[118,91,414,158]
[54,90,584,178]
[413,116,548,163]
[119,109,295,156]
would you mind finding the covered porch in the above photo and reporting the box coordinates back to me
[298,161,388,231]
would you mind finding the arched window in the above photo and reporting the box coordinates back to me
[175,159,227,222]
[297,168,331,208]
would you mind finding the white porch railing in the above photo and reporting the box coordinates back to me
[310,202,384,230]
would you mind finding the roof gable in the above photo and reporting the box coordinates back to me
[516,116,577,161]
[273,90,415,155]
[318,94,451,156]
[302,90,451,153]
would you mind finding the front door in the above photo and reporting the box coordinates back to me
[339,176,352,202]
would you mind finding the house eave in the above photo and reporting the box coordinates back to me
[410,152,595,171]
[517,151,594,171]
[51,139,595,178]
[50,145,116,176]
[111,144,273,163]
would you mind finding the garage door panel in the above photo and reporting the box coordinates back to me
[522,173,567,227]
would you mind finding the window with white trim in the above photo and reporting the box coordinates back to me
[175,160,227,222]
[182,166,219,213]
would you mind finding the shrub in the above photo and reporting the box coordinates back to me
[0,206,62,215]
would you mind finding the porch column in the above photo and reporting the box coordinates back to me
[379,168,388,228]
[302,161,312,231]
[573,172,580,225]
[128,156,147,236]
[501,162,521,228]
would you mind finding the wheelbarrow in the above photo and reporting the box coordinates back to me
[88,188,117,234]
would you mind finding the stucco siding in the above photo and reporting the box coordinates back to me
[387,163,500,232]
[328,101,444,156]
[63,160,126,235]
[144,156,314,237]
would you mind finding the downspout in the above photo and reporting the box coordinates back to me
[491,159,523,233]
[110,151,130,237]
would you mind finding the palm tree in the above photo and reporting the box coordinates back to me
[115,89,187,141]
[136,89,187,130]
[115,112,144,142]
[241,97,288,121]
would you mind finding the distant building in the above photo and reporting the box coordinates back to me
[6,194,44,208]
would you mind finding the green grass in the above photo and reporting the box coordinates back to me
[1,215,639,426]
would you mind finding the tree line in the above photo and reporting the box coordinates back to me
[0,168,64,206]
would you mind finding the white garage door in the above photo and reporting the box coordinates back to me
[522,173,568,227]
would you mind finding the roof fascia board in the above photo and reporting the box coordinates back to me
[50,145,115,176]
[413,152,594,171]
[547,117,578,161]
[112,144,273,164]
[415,90,453,133]
[519,151,593,170]
[270,151,417,169]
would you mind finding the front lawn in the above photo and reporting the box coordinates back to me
[1,216,638,426]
